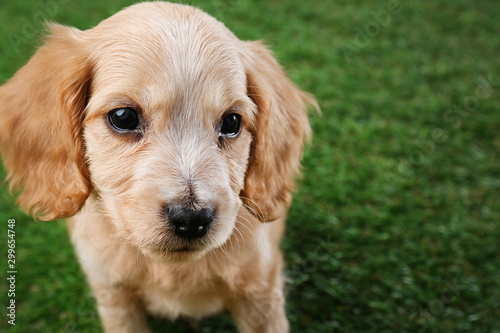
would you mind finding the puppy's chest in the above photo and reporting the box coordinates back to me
[139,269,227,320]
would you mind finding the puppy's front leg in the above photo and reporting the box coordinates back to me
[92,284,150,333]
[229,287,289,333]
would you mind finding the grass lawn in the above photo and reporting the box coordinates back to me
[1,0,500,332]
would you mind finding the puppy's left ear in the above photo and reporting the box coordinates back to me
[0,24,91,221]
[240,41,317,222]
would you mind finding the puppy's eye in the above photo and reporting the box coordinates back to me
[219,113,241,137]
[108,107,140,131]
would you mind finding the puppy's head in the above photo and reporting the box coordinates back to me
[0,2,313,262]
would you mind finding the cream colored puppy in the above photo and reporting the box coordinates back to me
[0,2,315,332]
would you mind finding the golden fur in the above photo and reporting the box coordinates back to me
[0,2,315,332]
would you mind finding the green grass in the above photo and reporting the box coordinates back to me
[1,0,500,332]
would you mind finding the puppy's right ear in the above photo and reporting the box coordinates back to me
[0,24,91,221]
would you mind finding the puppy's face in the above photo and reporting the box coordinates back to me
[0,2,312,263]
[83,7,256,262]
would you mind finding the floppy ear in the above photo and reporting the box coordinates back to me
[0,24,91,221]
[240,41,316,222]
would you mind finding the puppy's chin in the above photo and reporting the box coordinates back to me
[142,246,210,264]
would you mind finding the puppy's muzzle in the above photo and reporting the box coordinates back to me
[164,206,215,240]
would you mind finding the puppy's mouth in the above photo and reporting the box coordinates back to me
[170,246,196,253]
[142,234,209,262]
[143,242,209,263]
[156,238,203,254]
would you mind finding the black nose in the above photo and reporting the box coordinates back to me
[166,206,214,240]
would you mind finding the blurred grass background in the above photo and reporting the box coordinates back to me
[1,0,500,332]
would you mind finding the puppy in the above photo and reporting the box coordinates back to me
[0,2,315,332]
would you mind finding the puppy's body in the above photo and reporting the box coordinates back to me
[0,2,313,332]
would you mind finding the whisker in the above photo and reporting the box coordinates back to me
[239,197,266,223]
